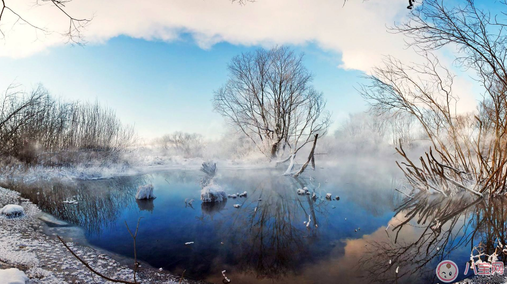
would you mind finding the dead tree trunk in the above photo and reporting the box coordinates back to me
[294,134,318,177]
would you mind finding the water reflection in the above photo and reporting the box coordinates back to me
[360,192,506,283]
[136,199,155,213]
[6,175,148,233]
[200,201,226,217]
[6,167,403,283]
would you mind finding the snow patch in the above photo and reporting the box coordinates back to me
[0,205,25,218]
[0,268,28,284]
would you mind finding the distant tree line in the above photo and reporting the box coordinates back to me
[0,85,134,165]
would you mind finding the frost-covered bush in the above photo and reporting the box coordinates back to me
[201,183,227,203]
[135,184,156,200]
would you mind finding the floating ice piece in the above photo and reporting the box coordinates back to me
[396,266,399,274]
[239,191,247,197]
[0,268,28,283]
[297,189,306,195]
[233,204,241,208]
[254,207,257,212]
[201,183,227,203]
[136,184,156,200]
[0,205,24,218]
[303,187,308,191]
[38,213,68,226]
[185,242,194,245]
[63,199,78,205]
[325,193,332,200]
[389,259,392,265]
[228,194,237,199]
[311,193,317,200]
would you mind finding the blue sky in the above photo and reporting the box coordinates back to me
[0,36,366,139]
[0,0,488,140]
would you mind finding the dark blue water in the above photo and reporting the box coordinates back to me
[10,166,502,284]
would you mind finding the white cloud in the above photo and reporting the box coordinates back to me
[1,0,413,72]
[0,0,479,113]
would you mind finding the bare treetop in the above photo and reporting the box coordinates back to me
[214,46,330,159]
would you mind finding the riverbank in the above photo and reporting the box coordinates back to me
[0,186,197,284]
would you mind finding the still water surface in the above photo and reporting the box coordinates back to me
[9,165,501,283]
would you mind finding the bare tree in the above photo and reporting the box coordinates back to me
[362,0,507,197]
[213,46,330,160]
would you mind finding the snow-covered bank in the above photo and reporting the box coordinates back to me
[0,187,197,284]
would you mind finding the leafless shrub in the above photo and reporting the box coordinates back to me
[361,53,486,196]
[0,85,134,166]
[362,0,507,197]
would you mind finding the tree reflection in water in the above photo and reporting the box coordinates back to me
[361,192,507,283]
[136,199,155,213]
[7,176,148,233]
[4,168,408,283]
[204,175,330,280]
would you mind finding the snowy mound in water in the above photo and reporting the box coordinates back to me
[135,184,156,200]
[201,183,227,203]
[0,268,28,283]
[0,204,25,218]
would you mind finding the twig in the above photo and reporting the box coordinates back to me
[125,217,143,283]
[179,269,186,284]
[57,235,138,284]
